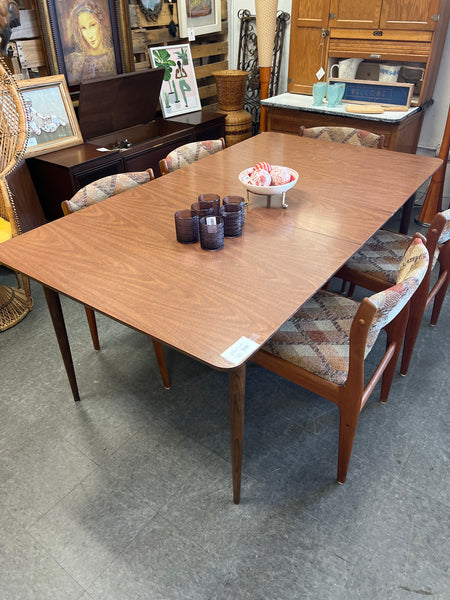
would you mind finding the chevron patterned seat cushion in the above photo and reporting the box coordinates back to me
[262,291,365,385]
[65,172,151,213]
[344,228,440,285]
[165,140,224,172]
[302,126,382,148]
[262,237,429,385]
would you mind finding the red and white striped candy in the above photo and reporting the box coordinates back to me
[253,161,272,173]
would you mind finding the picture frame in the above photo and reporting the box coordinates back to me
[148,43,202,118]
[178,0,221,38]
[37,0,133,90]
[18,75,83,157]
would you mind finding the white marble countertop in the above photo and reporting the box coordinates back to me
[261,93,421,123]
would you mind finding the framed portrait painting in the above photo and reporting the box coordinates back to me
[37,0,133,90]
[18,75,83,157]
[148,44,201,118]
[178,0,221,38]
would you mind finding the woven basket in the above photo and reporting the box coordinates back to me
[213,70,249,112]
[223,109,252,146]
[0,284,31,331]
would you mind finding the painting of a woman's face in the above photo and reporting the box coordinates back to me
[77,11,102,51]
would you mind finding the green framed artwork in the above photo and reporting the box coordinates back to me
[148,43,201,117]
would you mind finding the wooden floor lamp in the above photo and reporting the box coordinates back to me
[416,105,450,226]
[255,0,278,133]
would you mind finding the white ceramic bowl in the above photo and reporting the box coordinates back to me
[238,165,299,196]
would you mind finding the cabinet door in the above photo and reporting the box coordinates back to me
[379,0,440,30]
[329,0,383,29]
[288,0,331,94]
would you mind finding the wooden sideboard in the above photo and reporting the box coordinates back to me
[264,95,425,153]
[28,110,225,221]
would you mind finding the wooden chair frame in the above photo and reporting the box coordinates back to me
[252,234,428,484]
[336,211,447,375]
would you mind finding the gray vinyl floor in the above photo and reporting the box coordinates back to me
[1,203,449,600]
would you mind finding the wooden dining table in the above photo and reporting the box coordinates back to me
[0,132,442,503]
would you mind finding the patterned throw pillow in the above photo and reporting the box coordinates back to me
[0,216,12,243]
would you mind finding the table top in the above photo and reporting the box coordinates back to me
[0,133,441,370]
[261,93,421,123]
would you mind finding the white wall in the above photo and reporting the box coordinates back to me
[228,0,292,93]
[417,23,450,153]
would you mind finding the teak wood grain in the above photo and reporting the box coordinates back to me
[0,133,441,503]
[3,134,440,369]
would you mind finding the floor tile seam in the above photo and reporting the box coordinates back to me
[69,417,157,469]
[83,512,222,598]
[20,471,95,533]
[394,470,450,510]
[13,523,90,596]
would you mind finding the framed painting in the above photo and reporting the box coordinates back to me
[178,0,221,38]
[37,0,133,90]
[148,43,201,118]
[18,75,83,157]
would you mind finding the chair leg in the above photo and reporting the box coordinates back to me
[431,245,450,326]
[430,271,449,326]
[400,295,427,376]
[337,405,361,484]
[382,306,409,389]
[152,339,171,389]
[84,306,100,351]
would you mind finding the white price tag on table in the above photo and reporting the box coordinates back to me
[221,337,260,365]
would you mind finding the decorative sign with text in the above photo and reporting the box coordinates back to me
[329,78,414,108]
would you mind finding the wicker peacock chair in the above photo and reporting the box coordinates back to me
[0,55,32,331]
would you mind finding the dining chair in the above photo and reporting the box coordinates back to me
[61,170,155,215]
[335,208,450,376]
[251,235,429,484]
[159,138,226,175]
[61,170,171,390]
[299,125,385,149]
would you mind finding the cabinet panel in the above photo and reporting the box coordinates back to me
[329,0,383,29]
[379,0,440,30]
[328,38,431,61]
[289,0,331,94]
[294,0,330,26]
[288,28,329,94]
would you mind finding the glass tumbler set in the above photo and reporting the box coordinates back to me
[174,194,245,250]
[312,82,346,108]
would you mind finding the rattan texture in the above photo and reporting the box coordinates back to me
[0,56,32,331]
[213,70,249,111]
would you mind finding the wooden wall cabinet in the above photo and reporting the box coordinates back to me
[288,0,449,105]
[329,0,440,31]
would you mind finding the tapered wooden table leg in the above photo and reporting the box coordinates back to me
[43,286,80,402]
[229,365,246,504]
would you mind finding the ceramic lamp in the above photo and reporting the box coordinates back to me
[255,0,278,132]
